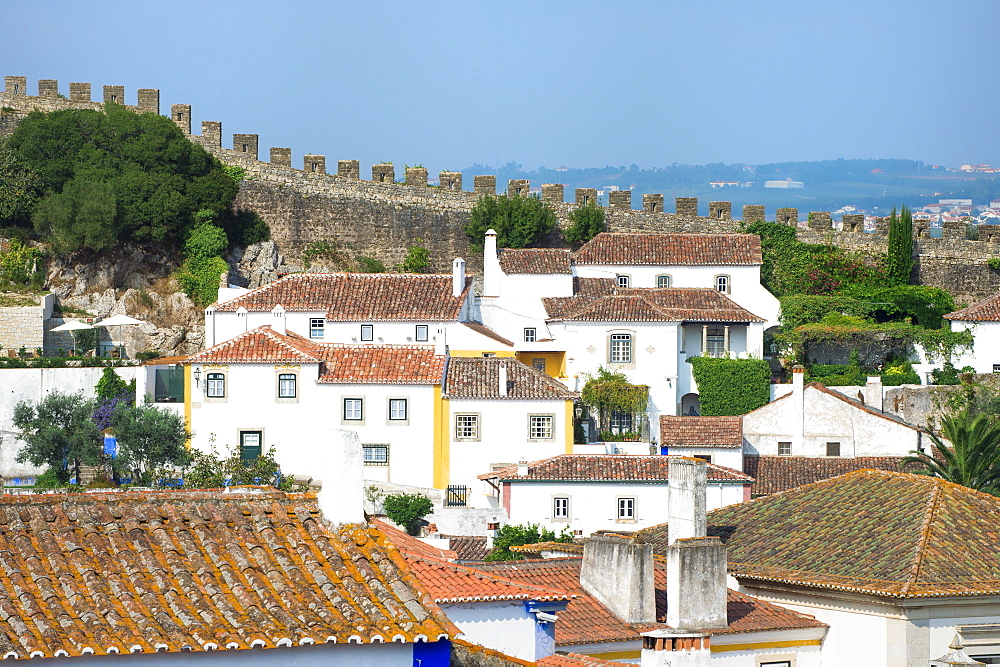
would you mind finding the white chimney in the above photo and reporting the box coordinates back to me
[667,457,707,544]
[452,257,466,297]
[864,376,883,412]
[316,429,365,525]
[236,306,249,332]
[580,537,656,624]
[483,229,501,297]
[499,363,508,396]
[204,305,216,348]
[791,364,806,453]
[517,460,529,476]
[271,304,286,335]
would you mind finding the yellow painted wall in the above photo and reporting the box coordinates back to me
[432,384,449,489]
[515,351,567,378]
[183,364,193,449]
[565,400,575,454]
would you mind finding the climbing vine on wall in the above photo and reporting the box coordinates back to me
[580,367,649,427]
[688,357,770,416]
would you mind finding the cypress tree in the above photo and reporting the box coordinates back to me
[886,205,914,285]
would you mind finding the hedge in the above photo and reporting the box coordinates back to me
[688,357,770,416]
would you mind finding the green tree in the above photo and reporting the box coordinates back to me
[95,366,130,399]
[382,493,434,535]
[485,523,573,561]
[13,391,103,485]
[563,204,605,245]
[171,444,300,491]
[901,410,1000,495]
[886,205,914,285]
[580,367,649,439]
[465,194,556,250]
[397,238,430,273]
[111,404,191,483]
[0,143,41,227]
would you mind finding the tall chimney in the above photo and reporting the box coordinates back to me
[483,229,501,297]
[498,363,508,396]
[666,537,728,631]
[452,257,466,297]
[316,429,365,525]
[580,536,656,624]
[668,457,707,544]
[864,376,883,412]
[791,365,805,453]
[271,304,286,336]
[204,305,216,348]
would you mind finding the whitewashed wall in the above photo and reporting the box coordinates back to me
[951,319,1000,374]
[441,601,554,662]
[664,446,744,470]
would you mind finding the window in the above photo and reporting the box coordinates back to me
[206,372,225,398]
[656,274,671,288]
[610,333,632,363]
[778,441,792,456]
[617,497,635,520]
[415,325,429,342]
[483,352,496,358]
[693,454,712,463]
[154,367,185,402]
[363,445,389,466]
[610,410,633,433]
[530,415,554,440]
[715,274,730,293]
[706,326,726,358]
[240,431,262,463]
[389,398,407,421]
[532,358,546,373]
[826,441,841,457]
[360,325,374,342]
[277,373,297,398]
[759,662,792,667]
[455,414,479,439]
[524,328,537,343]
[344,398,363,421]
[994,364,1000,374]
[553,497,570,520]
[616,274,630,288]
[309,318,325,339]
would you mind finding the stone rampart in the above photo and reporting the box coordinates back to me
[3,76,1000,298]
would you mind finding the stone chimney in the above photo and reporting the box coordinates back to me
[499,363,508,396]
[316,429,365,525]
[666,537,728,631]
[271,304,286,336]
[452,257,466,297]
[668,457,707,543]
[791,364,805,453]
[483,229,501,298]
[580,536,656,624]
[864,376,883,412]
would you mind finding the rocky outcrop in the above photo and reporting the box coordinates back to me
[227,241,297,289]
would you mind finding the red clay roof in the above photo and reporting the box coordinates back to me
[480,455,752,483]
[372,518,458,560]
[444,357,577,400]
[945,293,1000,321]
[186,326,323,364]
[743,455,919,495]
[538,652,631,665]
[316,345,445,384]
[573,233,762,266]
[461,321,515,347]
[0,489,455,658]
[543,289,764,323]
[445,535,491,562]
[406,554,574,604]
[659,416,743,448]
[573,277,617,297]
[214,273,471,321]
[499,248,573,274]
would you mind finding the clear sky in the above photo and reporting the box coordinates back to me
[7,1,999,174]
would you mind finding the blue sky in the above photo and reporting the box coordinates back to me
[7,1,999,174]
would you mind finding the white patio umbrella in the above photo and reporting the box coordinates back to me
[49,320,95,355]
[94,314,146,357]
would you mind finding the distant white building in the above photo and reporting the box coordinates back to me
[764,178,804,189]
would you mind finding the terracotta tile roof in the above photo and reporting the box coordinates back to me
[499,248,573,274]
[659,416,743,448]
[406,554,574,603]
[474,559,824,646]
[316,345,445,384]
[0,489,456,658]
[461,321,515,347]
[945,292,1000,321]
[637,469,1000,599]
[445,535,491,562]
[372,518,458,560]
[743,455,919,495]
[214,273,471,321]
[573,277,617,296]
[186,326,323,364]
[479,455,752,483]
[573,233,762,266]
[443,357,577,400]
[543,289,765,323]
[538,652,631,665]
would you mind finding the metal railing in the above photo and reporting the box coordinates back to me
[445,485,469,507]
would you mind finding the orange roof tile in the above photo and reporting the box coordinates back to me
[373,518,458,560]
[659,416,743,448]
[573,233,762,266]
[543,289,764,323]
[215,273,471,321]
[743,455,919,495]
[316,345,445,384]
[444,357,577,400]
[461,321,515,347]
[573,277,617,297]
[499,248,573,274]
[0,489,456,658]
[186,326,323,364]
[406,554,574,603]
[538,652,631,665]
[480,455,752,483]
[945,292,1000,321]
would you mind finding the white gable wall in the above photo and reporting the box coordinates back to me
[441,601,555,662]
[951,319,1000,374]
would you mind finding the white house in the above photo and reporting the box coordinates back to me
[657,416,744,470]
[945,293,1000,373]
[478,454,751,536]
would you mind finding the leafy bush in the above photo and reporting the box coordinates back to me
[485,523,573,561]
[687,357,770,416]
[563,204,605,245]
[465,194,556,250]
[184,220,228,260]
[382,493,434,536]
[162,444,302,491]
[881,360,921,386]
[988,257,1000,271]
[397,238,430,273]
[580,367,648,433]
[355,256,386,273]
[930,362,975,386]
[0,239,43,288]
[176,255,228,308]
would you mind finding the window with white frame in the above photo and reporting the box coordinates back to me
[344,398,363,421]
[778,441,792,456]
[363,445,389,466]
[277,373,297,398]
[532,358,546,373]
[715,274,730,293]
[360,324,374,342]
[415,325,429,342]
[206,373,225,398]
[529,415,554,440]
[617,497,636,520]
[616,274,630,288]
[609,333,632,363]
[389,398,407,421]
[553,497,570,520]
[524,327,536,343]
[455,414,479,439]
[309,318,325,339]
[610,409,633,434]
[705,326,726,358]
[656,274,671,288]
